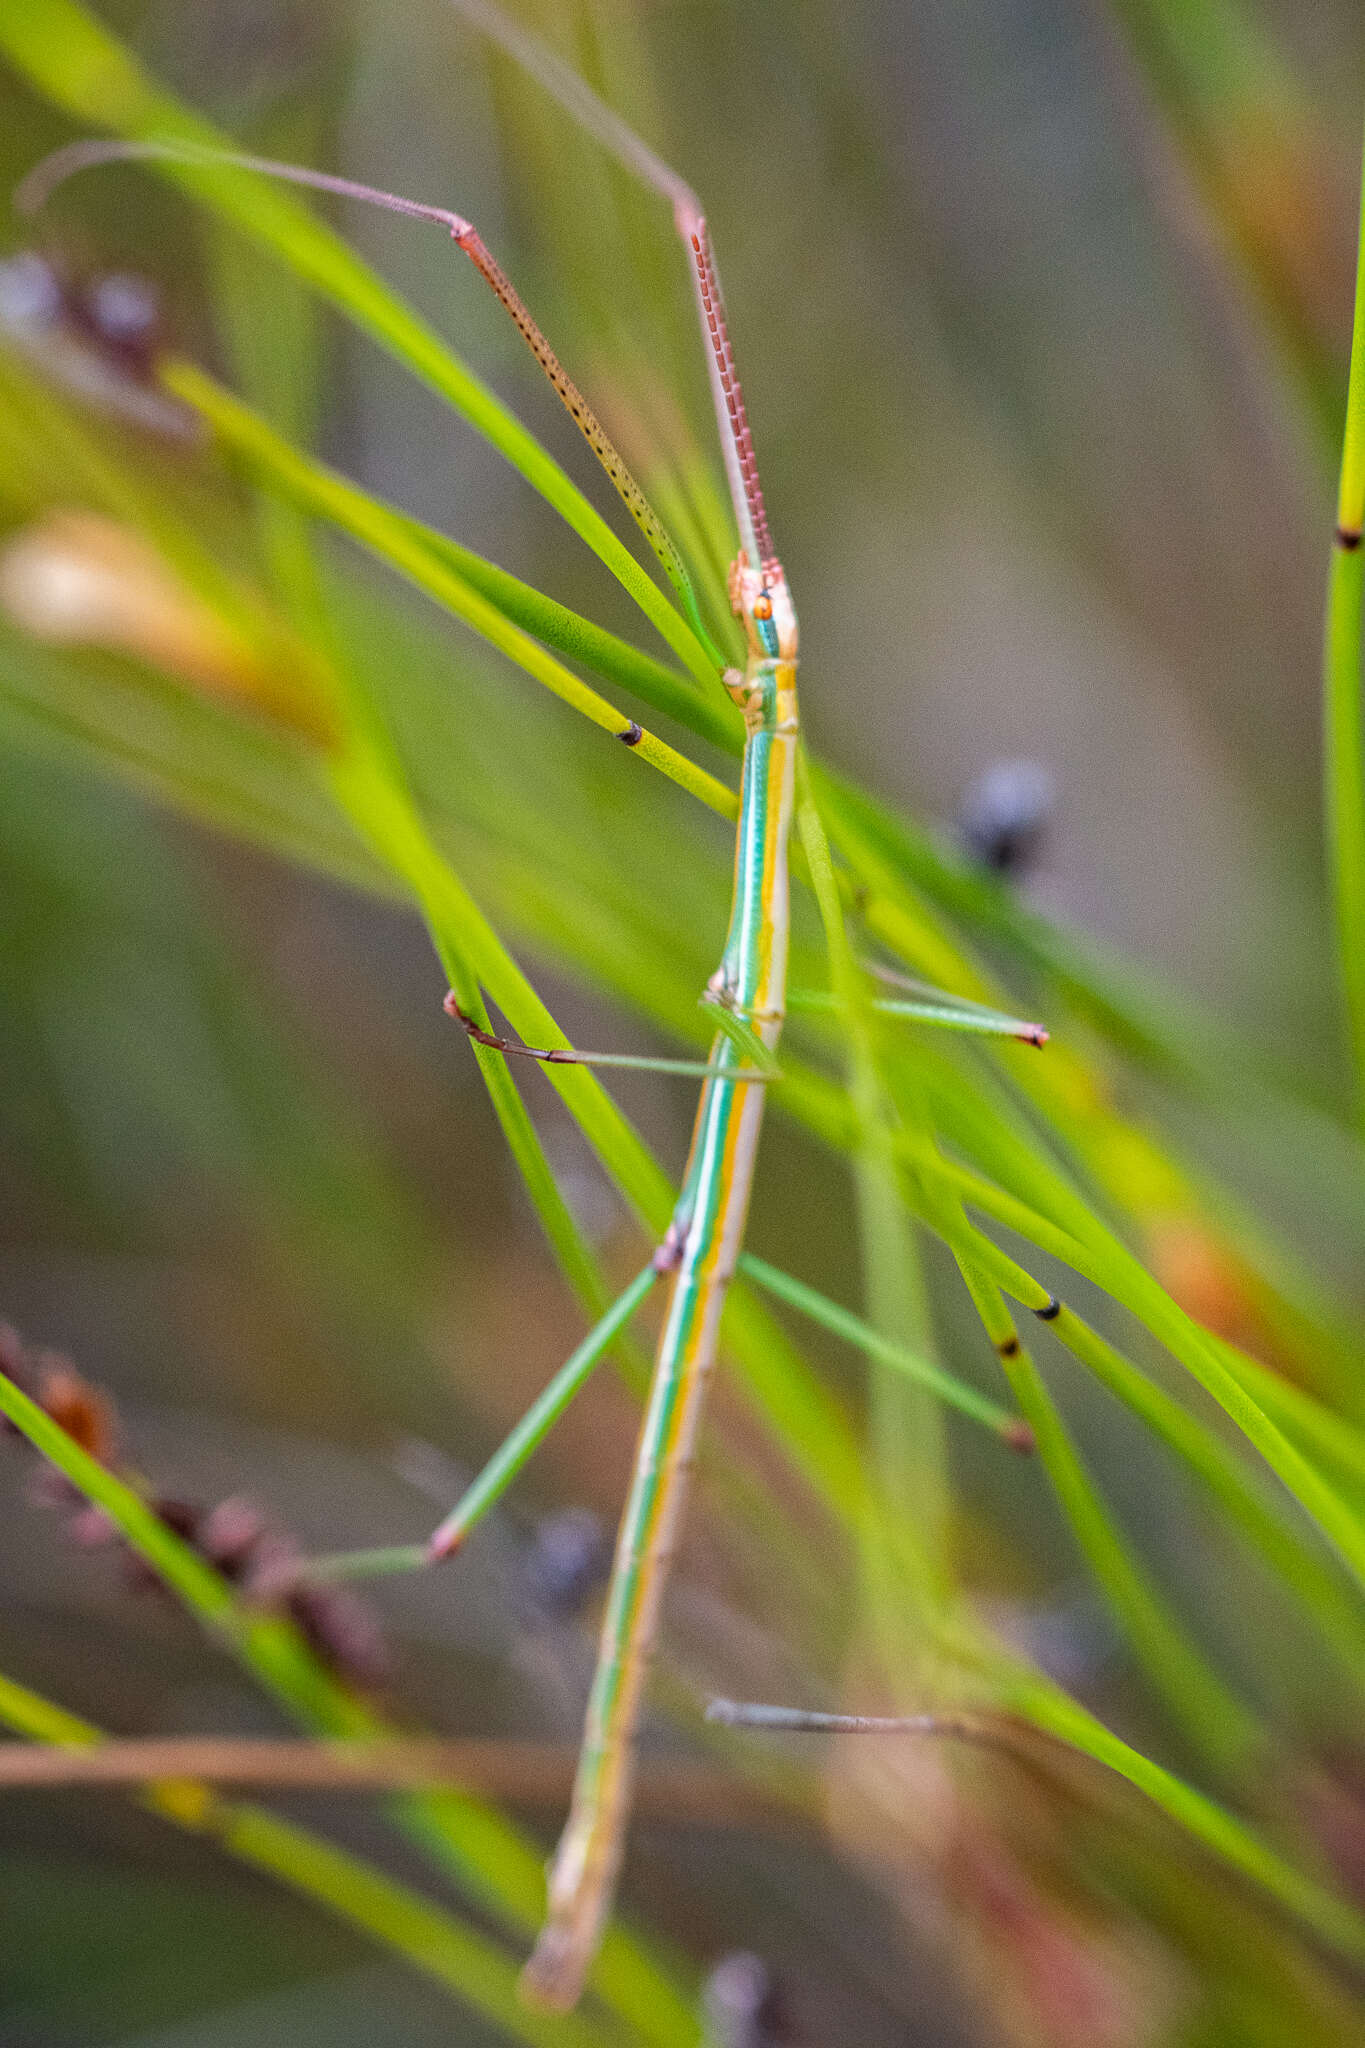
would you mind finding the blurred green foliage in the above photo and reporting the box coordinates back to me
[1,1,1365,2042]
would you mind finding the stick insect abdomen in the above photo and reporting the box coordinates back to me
[524,592,798,2008]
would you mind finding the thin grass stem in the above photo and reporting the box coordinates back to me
[956,1267,1260,1774]
[789,987,1047,1045]
[794,757,949,1647]
[167,362,736,742]
[737,1254,1032,1446]
[1219,1338,1365,1495]
[1327,111,1365,1122]
[1003,1674,1365,1966]
[1045,1307,1365,1676]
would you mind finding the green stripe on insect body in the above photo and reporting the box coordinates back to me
[527,608,798,2005]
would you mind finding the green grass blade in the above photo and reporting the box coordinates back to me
[789,987,1047,1044]
[163,360,741,760]
[1326,113,1365,1125]
[738,1253,1030,1444]
[795,757,948,1624]
[759,1054,1365,1600]
[0,1358,328,1709]
[877,1135,1365,1593]
[216,1808,617,2048]
[802,1024,1358,1630]
[1047,1305,1365,1678]
[328,744,614,1321]
[943,1164,1365,1591]
[1106,0,1339,453]
[0,1671,614,2048]
[317,739,671,1228]
[759,853,1365,1589]
[199,248,636,1360]
[822,769,1365,1388]
[163,361,736,822]
[395,515,736,749]
[703,999,782,1073]
[0,628,386,896]
[0,1355,695,2045]
[908,1025,1365,1414]
[956,1271,1260,1773]
[0,354,333,740]
[1221,1339,1365,1498]
[1004,1673,1365,1966]
[816,760,1365,1370]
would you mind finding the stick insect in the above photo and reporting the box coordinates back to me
[445,19,804,1990]
[19,0,1046,2010]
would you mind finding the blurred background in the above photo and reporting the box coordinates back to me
[3,1,1365,2042]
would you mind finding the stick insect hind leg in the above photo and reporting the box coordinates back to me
[293,1120,1034,1588]
[428,1018,729,1579]
[292,1013,751,1591]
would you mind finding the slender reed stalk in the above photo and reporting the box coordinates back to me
[1327,110,1365,1124]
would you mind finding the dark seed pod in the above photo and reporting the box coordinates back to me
[121,1497,203,1593]
[958,759,1055,876]
[0,252,66,336]
[523,1505,609,1618]
[0,1323,39,1421]
[73,271,163,380]
[0,252,194,438]
[286,1580,391,1690]
[0,1318,387,1689]
[35,1355,118,1462]
[152,1497,203,1543]
[703,1951,795,2048]
[196,1495,275,1582]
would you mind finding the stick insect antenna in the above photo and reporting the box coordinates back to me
[16,138,716,637]
[449,0,778,570]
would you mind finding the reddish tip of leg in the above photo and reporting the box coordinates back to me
[443,994,479,1037]
[1003,1419,1037,1455]
[426,1528,463,1564]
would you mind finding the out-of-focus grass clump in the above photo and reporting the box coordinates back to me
[0,1,1364,2043]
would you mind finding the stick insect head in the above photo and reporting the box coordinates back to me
[729,551,796,668]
